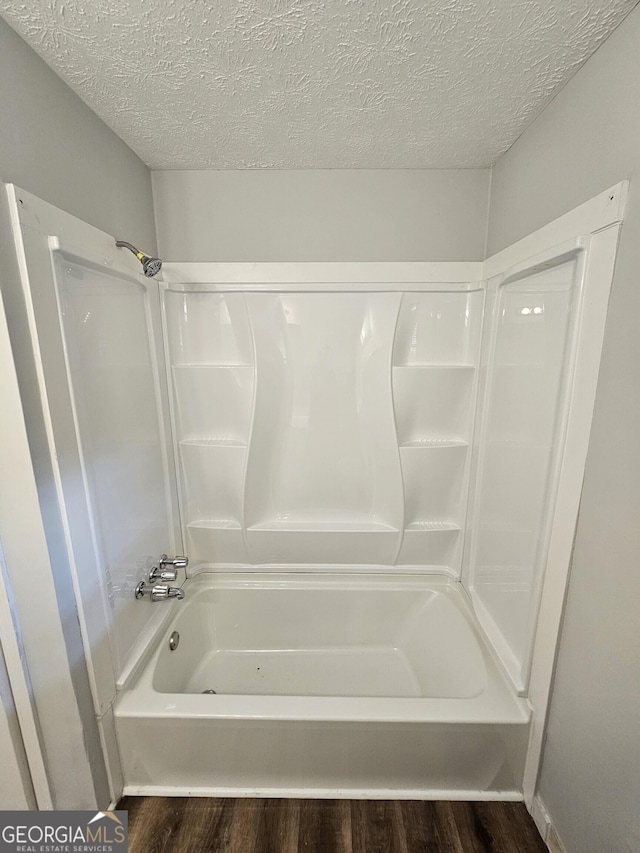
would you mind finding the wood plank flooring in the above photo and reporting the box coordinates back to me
[118,797,547,853]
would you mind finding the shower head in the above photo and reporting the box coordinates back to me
[115,240,163,277]
[140,255,163,277]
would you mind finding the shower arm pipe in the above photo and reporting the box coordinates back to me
[115,240,163,277]
[115,240,144,259]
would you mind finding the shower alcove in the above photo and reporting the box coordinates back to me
[6,182,626,802]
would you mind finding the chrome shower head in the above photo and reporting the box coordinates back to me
[140,255,163,277]
[115,240,163,277]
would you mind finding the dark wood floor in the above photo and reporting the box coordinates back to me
[118,797,547,853]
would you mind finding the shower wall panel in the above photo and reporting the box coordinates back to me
[53,255,179,678]
[165,291,254,565]
[244,292,403,565]
[466,254,583,690]
[163,287,483,572]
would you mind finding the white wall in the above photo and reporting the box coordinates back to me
[488,6,640,853]
[152,169,490,261]
[0,17,157,808]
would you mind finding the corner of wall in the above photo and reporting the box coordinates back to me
[150,170,162,256]
[483,166,494,261]
[530,794,569,853]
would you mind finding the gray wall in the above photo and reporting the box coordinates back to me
[152,169,490,261]
[0,636,34,809]
[0,18,156,252]
[0,16,156,808]
[487,6,640,853]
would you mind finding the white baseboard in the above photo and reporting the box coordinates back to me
[547,826,568,853]
[122,785,524,801]
[530,794,568,853]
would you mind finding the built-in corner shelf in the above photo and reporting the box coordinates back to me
[392,365,475,446]
[393,363,475,369]
[172,362,254,368]
[164,290,257,565]
[391,292,482,571]
[397,521,463,568]
[179,438,247,447]
[186,520,247,565]
[188,519,242,530]
[399,439,467,448]
[164,290,254,367]
[171,362,254,448]
[405,521,460,532]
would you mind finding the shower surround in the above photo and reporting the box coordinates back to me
[6,183,625,801]
[112,254,579,796]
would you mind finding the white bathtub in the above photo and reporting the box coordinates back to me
[114,574,531,798]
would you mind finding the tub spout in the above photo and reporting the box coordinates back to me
[135,582,185,602]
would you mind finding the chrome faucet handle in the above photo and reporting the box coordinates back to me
[135,582,185,602]
[148,565,177,583]
[160,554,188,570]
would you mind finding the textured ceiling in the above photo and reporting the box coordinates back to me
[0,0,636,169]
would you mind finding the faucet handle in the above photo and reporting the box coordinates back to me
[148,565,177,583]
[135,582,184,602]
[160,554,189,570]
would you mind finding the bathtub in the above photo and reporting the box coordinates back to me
[114,574,531,799]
